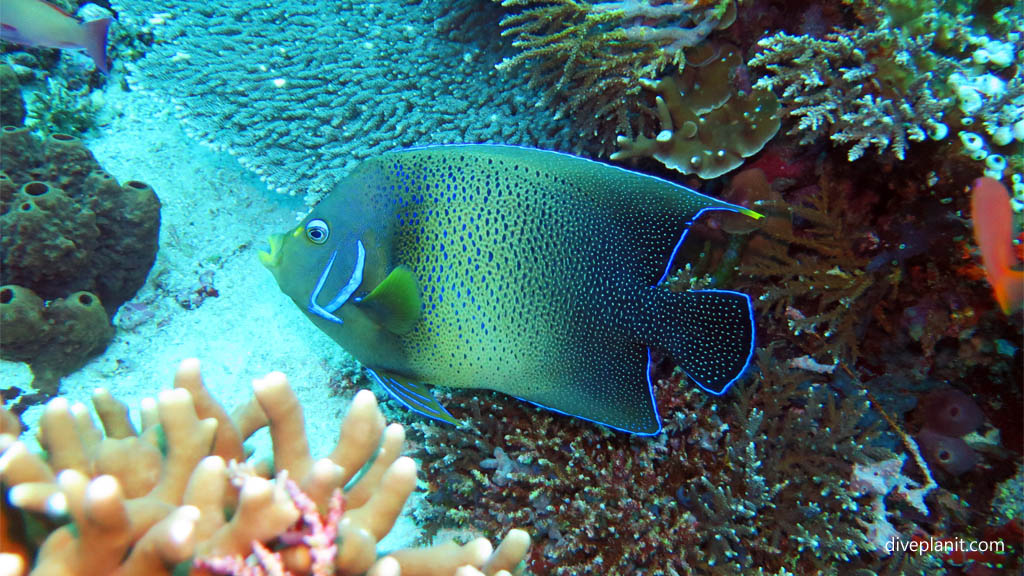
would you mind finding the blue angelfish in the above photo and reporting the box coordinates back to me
[260,145,760,435]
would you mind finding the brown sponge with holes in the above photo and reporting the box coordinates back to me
[0,125,160,395]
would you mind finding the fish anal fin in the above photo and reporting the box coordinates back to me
[513,345,662,435]
[357,265,422,335]
[365,368,459,426]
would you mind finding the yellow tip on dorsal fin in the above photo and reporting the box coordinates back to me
[739,207,764,220]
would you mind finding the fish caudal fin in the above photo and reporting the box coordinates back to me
[645,289,755,395]
[81,18,111,73]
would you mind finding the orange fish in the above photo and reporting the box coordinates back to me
[971,177,1024,314]
[0,0,111,73]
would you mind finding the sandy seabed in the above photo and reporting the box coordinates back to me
[1,81,423,548]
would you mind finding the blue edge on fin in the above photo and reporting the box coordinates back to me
[520,205,756,436]
[367,205,756,436]
[658,205,757,393]
[364,368,458,423]
[659,206,757,391]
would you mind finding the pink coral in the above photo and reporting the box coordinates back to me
[195,479,344,576]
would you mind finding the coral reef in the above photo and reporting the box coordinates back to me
[611,43,781,178]
[0,3,1018,576]
[0,65,26,127]
[403,345,958,574]
[668,105,1023,566]
[749,0,1024,173]
[990,464,1024,527]
[0,127,160,393]
[0,359,531,575]
[391,99,1023,572]
[733,170,889,365]
[26,77,102,138]
[495,0,736,154]
[707,137,1023,379]
[749,29,948,162]
[112,0,574,199]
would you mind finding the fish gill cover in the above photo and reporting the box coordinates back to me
[111,0,575,200]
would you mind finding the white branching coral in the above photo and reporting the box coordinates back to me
[749,29,951,161]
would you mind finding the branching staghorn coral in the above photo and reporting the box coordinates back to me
[495,0,735,153]
[112,0,574,200]
[405,347,945,575]
[0,359,530,575]
[751,0,1023,177]
[746,0,982,164]
[749,27,951,162]
[735,175,894,366]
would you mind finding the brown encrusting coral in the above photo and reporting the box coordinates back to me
[0,359,531,576]
[612,43,781,179]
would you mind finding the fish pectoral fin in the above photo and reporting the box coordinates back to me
[356,265,422,335]
[365,368,459,426]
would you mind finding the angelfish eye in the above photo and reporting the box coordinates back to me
[305,219,330,244]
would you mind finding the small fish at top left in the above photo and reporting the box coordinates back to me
[0,0,111,73]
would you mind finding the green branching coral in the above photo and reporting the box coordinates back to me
[495,0,736,153]
[747,0,1024,166]
[27,77,102,137]
[735,176,893,365]
[749,26,951,162]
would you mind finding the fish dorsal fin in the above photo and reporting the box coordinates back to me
[357,265,422,335]
[365,368,460,426]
